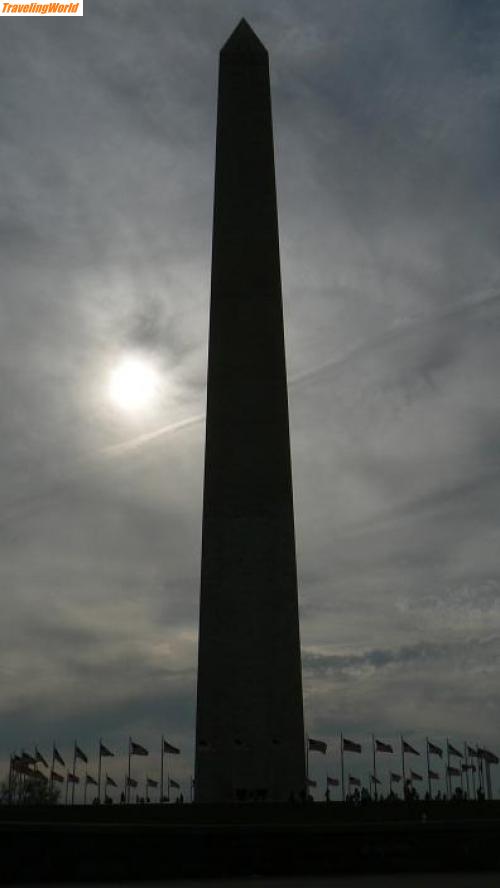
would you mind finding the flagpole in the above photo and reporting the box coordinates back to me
[477,743,483,794]
[464,742,470,799]
[127,737,131,804]
[471,746,476,799]
[50,744,55,796]
[486,759,492,800]
[98,738,102,804]
[305,733,309,788]
[161,735,164,805]
[400,736,405,795]
[84,768,88,805]
[7,755,12,805]
[372,734,377,801]
[71,741,77,805]
[65,773,69,806]
[446,737,450,798]
[340,733,344,802]
[426,738,431,800]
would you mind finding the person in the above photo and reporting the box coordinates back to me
[325,788,330,803]
[120,791,125,804]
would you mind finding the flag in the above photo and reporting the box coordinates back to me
[478,748,499,764]
[163,740,180,755]
[51,770,64,783]
[410,771,423,781]
[461,763,473,772]
[169,778,180,789]
[53,747,65,767]
[308,738,327,754]
[390,772,402,783]
[100,742,114,758]
[375,739,393,753]
[75,745,88,763]
[447,742,463,758]
[447,766,461,777]
[467,745,479,758]
[147,778,158,788]
[427,741,443,757]
[343,738,362,753]
[348,775,361,786]
[402,740,419,755]
[327,776,339,787]
[35,747,48,768]
[126,776,138,788]
[12,760,35,777]
[106,774,117,787]
[67,773,79,784]
[21,751,36,765]
[428,770,439,780]
[33,770,48,782]
[130,741,148,756]
[197,739,212,751]
[86,774,97,786]
[370,774,381,785]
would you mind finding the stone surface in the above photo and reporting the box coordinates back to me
[194,19,305,803]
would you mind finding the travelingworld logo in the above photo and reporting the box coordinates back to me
[1,1,83,14]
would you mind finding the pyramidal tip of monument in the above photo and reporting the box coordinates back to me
[221,18,268,56]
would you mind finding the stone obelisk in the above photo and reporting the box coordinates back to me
[195,19,305,803]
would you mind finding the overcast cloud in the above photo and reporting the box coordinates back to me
[1,0,500,798]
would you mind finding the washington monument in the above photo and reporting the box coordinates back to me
[195,19,305,803]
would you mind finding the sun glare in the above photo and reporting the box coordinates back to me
[108,356,161,413]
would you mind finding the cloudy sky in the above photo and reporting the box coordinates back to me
[1,0,500,799]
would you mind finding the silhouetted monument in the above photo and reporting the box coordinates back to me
[195,19,306,802]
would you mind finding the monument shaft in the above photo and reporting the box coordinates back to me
[195,20,305,803]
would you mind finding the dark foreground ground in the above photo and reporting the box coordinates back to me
[13,878,500,888]
[1,802,500,882]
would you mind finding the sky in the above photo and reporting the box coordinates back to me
[1,0,500,801]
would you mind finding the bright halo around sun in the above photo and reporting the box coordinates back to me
[108,356,161,414]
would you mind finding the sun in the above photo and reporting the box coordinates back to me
[108,355,161,413]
